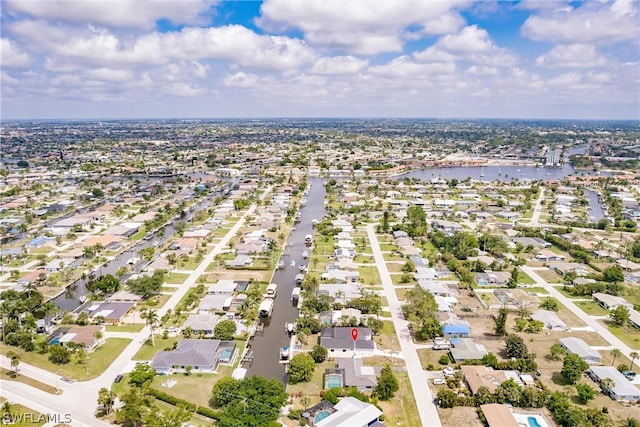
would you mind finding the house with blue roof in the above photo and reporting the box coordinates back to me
[442,324,471,337]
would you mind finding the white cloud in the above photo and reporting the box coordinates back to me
[5,0,216,30]
[536,44,607,68]
[10,23,317,71]
[224,72,260,89]
[414,26,518,67]
[86,68,134,82]
[310,56,368,75]
[0,38,30,68]
[369,56,456,79]
[521,0,639,44]
[257,0,466,55]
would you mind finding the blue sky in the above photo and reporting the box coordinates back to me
[1,0,638,120]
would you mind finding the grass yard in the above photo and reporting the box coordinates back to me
[105,324,145,333]
[391,274,414,285]
[535,269,563,283]
[0,338,131,381]
[376,372,421,427]
[574,301,610,316]
[150,365,234,408]
[378,243,398,252]
[133,336,181,361]
[603,321,640,350]
[140,294,172,310]
[358,266,381,285]
[0,397,46,427]
[517,271,536,285]
[285,361,334,409]
[1,367,59,394]
[164,272,190,284]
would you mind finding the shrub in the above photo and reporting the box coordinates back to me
[438,354,450,365]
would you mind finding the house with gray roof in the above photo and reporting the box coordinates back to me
[559,337,601,364]
[530,310,567,331]
[182,314,219,336]
[326,358,379,392]
[320,327,375,357]
[592,293,634,310]
[588,366,640,402]
[449,338,488,362]
[151,339,235,375]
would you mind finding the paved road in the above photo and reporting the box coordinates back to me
[0,192,268,426]
[529,187,545,227]
[521,265,636,359]
[366,224,442,427]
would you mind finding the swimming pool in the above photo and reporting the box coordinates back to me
[219,348,233,363]
[477,279,488,286]
[528,416,542,427]
[324,373,343,389]
[314,411,331,423]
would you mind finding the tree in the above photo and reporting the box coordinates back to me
[98,387,116,415]
[540,298,559,312]
[214,320,237,340]
[620,417,640,427]
[610,306,630,326]
[401,260,415,273]
[611,348,622,366]
[416,315,441,341]
[549,343,567,361]
[505,334,528,359]
[209,376,287,427]
[507,267,519,288]
[602,265,624,283]
[7,351,20,376]
[374,364,399,400]
[129,363,156,387]
[127,270,164,299]
[436,388,458,408]
[91,188,105,198]
[494,307,508,336]
[16,160,29,168]
[630,351,639,371]
[48,345,71,364]
[575,383,596,404]
[561,353,589,384]
[494,379,522,405]
[145,407,191,427]
[94,330,104,346]
[288,353,315,384]
[1,401,14,419]
[310,345,328,363]
[475,386,495,405]
[141,308,159,346]
[525,319,545,333]
[116,388,154,426]
[366,317,384,335]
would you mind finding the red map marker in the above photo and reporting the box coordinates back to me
[351,328,359,341]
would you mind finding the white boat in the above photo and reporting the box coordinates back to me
[304,234,313,245]
[291,288,301,302]
[265,283,278,298]
[285,322,295,334]
[302,251,308,259]
[258,299,274,317]
[480,166,485,177]
[295,274,304,285]
[299,264,307,272]
[290,260,296,267]
[312,219,319,226]
[300,198,307,206]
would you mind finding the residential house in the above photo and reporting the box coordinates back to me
[461,365,509,395]
[534,250,565,262]
[592,293,634,310]
[86,302,135,324]
[106,290,142,304]
[324,358,379,392]
[588,366,640,401]
[58,325,104,352]
[559,337,601,364]
[442,324,470,337]
[449,338,488,362]
[479,404,519,427]
[315,397,382,427]
[207,280,237,295]
[226,255,253,268]
[151,339,236,375]
[182,314,219,336]
[320,327,375,357]
[475,271,511,287]
[318,283,362,301]
[530,310,567,331]
[321,269,360,283]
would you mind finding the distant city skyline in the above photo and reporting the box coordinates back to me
[1,0,639,120]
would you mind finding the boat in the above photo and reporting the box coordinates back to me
[258,299,274,317]
[294,212,302,223]
[480,166,485,177]
[312,219,319,226]
[277,260,285,270]
[265,283,278,298]
[304,234,313,245]
[285,322,295,335]
[295,273,304,285]
[302,251,308,259]
[291,288,301,302]
[290,260,296,267]
[299,264,307,272]
[300,198,307,206]
[280,346,289,360]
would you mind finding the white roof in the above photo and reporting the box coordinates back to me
[232,368,247,380]
[315,397,382,427]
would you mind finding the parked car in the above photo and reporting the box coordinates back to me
[622,371,637,381]
[432,378,446,385]
[166,327,178,333]
[60,377,74,384]
[114,374,123,383]
[443,367,455,377]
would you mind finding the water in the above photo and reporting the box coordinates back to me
[244,177,326,382]
[403,165,577,182]
[583,188,606,221]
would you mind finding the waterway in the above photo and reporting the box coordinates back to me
[244,177,326,382]
[51,181,236,312]
[403,164,578,182]
[583,188,606,221]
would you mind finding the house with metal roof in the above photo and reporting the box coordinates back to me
[442,324,470,337]
[588,366,640,402]
[592,293,634,310]
[530,309,567,331]
[151,339,235,375]
[449,338,488,362]
[480,404,519,427]
[559,337,601,364]
[315,397,382,427]
[320,327,375,357]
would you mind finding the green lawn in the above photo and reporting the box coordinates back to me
[0,397,45,426]
[391,274,414,285]
[106,324,145,333]
[150,365,234,408]
[164,272,190,284]
[574,301,610,316]
[133,336,181,361]
[517,271,536,285]
[1,367,59,394]
[379,243,398,252]
[358,266,381,285]
[604,322,640,350]
[0,338,131,381]
[140,294,172,310]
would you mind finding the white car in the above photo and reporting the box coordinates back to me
[443,367,455,377]
[166,327,178,333]
[432,378,446,385]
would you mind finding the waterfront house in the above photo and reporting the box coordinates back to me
[151,339,236,375]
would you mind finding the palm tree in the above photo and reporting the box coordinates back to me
[41,301,58,330]
[600,377,615,393]
[94,330,103,346]
[7,351,20,376]
[611,349,622,367]
[1,401,14,419]
[630,352,639,371]
[141,309,159,346]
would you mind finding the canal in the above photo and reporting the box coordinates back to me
[244,177,326,382]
